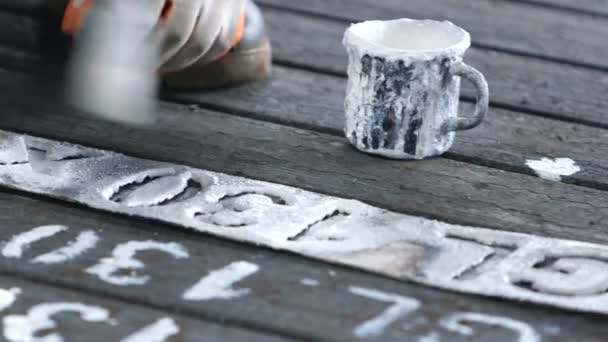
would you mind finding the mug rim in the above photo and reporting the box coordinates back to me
[343,19,471,60]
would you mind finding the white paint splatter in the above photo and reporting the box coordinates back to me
[0,288,20,312]
[121,317,179,342]
[525,157,580,182]
[32,230,99,264]
[3,302,112,342]
[440,312,540,342]
[2,225,68,258]
[86,240,189,286]
[349,286,420,338]
[300,278,320,287]
[183,261,259,301]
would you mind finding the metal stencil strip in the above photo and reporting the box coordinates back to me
[0,130,606,315]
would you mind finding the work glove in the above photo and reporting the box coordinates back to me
[62,0,247,71]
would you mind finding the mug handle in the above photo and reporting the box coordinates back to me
[443,61,489,132]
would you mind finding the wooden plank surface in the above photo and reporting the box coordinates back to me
[2,5,608,129]
[0,189,606,341]
[0,274,293,342]
[258,0,608,70]
[3,14,608,190]
[0,12,41,50]
[0,71,607,246]
[0,0,44,14]
[260,7,608,128]
[167,65,608,191]
[0,1,607,339]
[509,0,608,16]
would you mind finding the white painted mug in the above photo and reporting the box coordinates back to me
[343,19,489,159]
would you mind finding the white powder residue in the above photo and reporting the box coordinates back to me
[2,225,68,258]
[3,302,112,342]
[32,230,99,264]
[86,240,189,286]
[0,134,27,165]
[349,287,420,338]
[0,288,20,312]
[121,172,191,207]
[3,130,608,316]
[121,317,179,342]
[525,157,580,182]
[183,261,259,301]
[440,312,540,342]
[300,278,320,287]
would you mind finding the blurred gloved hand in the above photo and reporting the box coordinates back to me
[62,0,248,71]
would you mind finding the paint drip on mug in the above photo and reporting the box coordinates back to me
[343,19,489,159]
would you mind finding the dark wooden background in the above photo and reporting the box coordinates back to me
[0,0,606,340]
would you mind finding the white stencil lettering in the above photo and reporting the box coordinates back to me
[3,302,112,342]
[86,240,189,286]
[440,312,540,342]
[349,286,420,338]
[183,261,259,301]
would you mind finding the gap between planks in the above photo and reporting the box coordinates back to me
[1,88,604,246]
[1,7,608,129]
[0,247,315,342]
[164,84,608,194]
[504,0,608,18]
[0,219,318,341]
[270,58,608,132]
[258,2,608,73]
[1,60,607,194]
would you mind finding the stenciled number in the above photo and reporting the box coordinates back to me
[86,240,189,286]
[349,286,420,338]
[440,312,540,342]
[3,302,112,342]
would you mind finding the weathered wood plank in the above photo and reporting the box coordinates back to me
[259,0,608,70]
[509,0,608,16]
[3,14,608,190]
[261,7,608,128]
[0,189,606,341]
[0,46,40,72]
[0,275,293,341]
[7,130,608,315]
[0,12,42,50]
[0,71,607,246]
[0,1,44,17]
[3,6,608,129]
[167,66,608,190]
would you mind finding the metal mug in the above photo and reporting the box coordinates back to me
[343,19,489,159]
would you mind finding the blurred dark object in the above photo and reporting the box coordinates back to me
[0,1,72,78]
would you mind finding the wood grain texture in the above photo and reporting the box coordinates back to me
[0,46,40,72]
[0,10,608,189]
[508,0,608,16]
[0,12,42,50]
[0,190,606,341]
[0,275,293,342]
[258,0,608,70]
[0,1,44,18]
[166,66,608,191]
[0,71,607,246]
[260,7,608,128]
[2,6,608,128]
